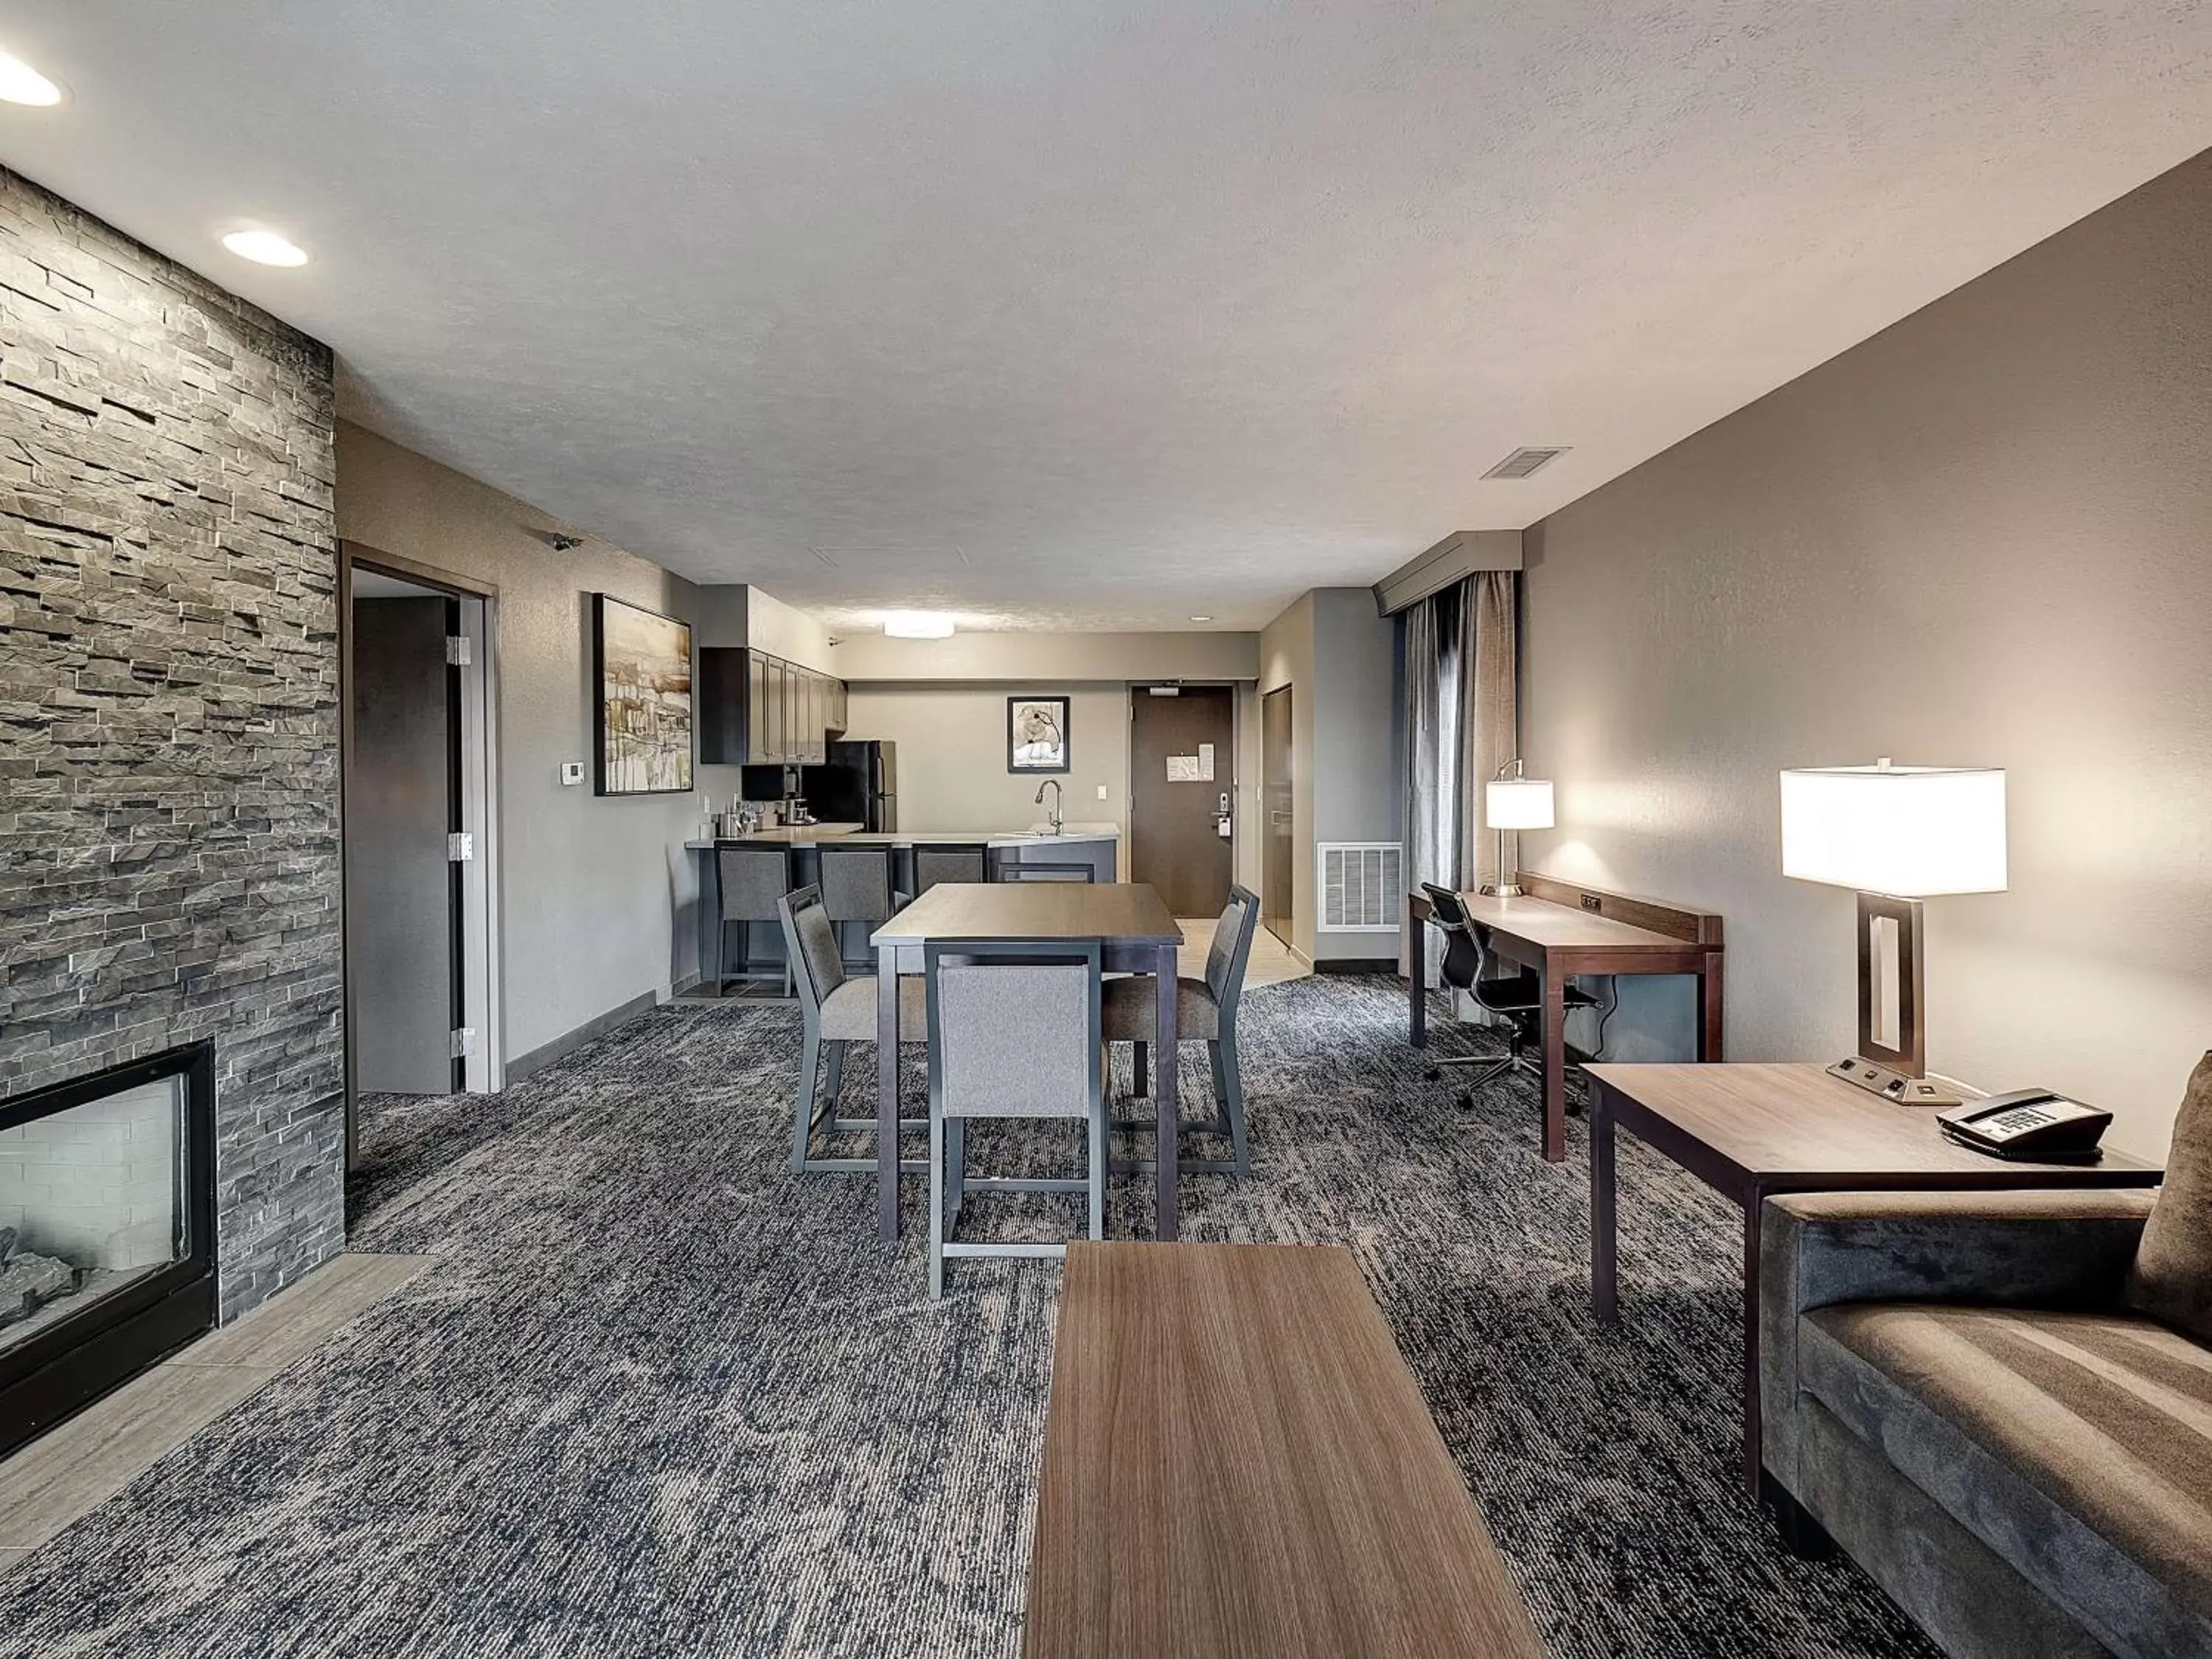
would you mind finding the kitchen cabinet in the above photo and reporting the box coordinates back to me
[696,647,849,765]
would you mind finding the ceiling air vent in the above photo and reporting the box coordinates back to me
[1481,446,1569,481]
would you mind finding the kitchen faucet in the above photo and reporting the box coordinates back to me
[1034,778,1063,835]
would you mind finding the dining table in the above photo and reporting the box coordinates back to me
[869,883,1186,1244]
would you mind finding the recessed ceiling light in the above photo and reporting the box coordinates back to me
[1189,614,1214,623]
[0,50,64,107]
[221,229,310,268]
[881,611,954,639]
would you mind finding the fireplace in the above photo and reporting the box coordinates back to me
[0,1041,216,1456]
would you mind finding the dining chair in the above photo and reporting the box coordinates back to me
[818,844,907,970]
[1103,884,1260,1175]
[717,843,795,997]
[923,938,1105,1299]
[778,884,928,1174]
[1419,881,1599,1109]
[913,843,989,897]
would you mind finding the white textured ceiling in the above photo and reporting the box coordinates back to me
[1,3,2207,630]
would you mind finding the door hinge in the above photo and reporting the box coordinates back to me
[446,635,471,665]
[451,1026,477,1059]
[448,832,474,861]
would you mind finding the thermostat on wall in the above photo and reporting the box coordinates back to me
[560,761,585,786]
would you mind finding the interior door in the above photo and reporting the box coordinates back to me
[349,594,462,1095]
[1129,686,1234,917]
[1262,685,1294,947]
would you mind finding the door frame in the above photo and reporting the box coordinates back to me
[339,542,505,1167]
[1125,681,1239,917]
[1260,683,1295,951]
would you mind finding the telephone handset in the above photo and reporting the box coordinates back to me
[1935,1090,2112,1161]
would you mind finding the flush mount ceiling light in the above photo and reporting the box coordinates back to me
[220,229,310,268]
[0,49,64,106]
[880,611,955,639]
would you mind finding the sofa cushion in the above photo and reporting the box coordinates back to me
[2128,1051,2212,1343]
[1801,1301,2212,1658]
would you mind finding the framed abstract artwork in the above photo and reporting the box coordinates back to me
[1007,694,1071,774]
[592,594,695,795]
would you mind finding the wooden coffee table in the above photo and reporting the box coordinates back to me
[1026,1243,1545,1659]
[1585,1063,2163,1498]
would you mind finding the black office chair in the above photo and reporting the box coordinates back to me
[1420,881,1600,1108]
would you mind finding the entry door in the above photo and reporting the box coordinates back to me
[1261,686,1295,947]
[1130,686,1234,917]
[348,595,462,1095]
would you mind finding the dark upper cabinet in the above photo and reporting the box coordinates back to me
[697,647,846,766]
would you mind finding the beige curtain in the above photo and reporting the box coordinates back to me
[1456,571,1518,891]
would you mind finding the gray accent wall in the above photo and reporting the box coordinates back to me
[1520,149,2212,1156]
[0,167,344,1319]
[335,422,743,1060]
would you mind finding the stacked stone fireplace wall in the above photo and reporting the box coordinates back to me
[0,165,341,1321]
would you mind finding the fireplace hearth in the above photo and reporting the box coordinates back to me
[0,1041,216,1456]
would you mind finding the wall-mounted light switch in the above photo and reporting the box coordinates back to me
[1095,784,1107,800]
[560,761,585,786]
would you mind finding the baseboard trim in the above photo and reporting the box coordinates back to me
[1315,957,1398,975]
[670,972,703,998]
[504,990,659,1083]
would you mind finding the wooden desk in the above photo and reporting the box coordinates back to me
[870,884,1184,1243]
[1407,873,1725,1161]
[1585,1063,2164,1497]
[1024,1243,1545,1659]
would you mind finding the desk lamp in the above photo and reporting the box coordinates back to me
[1481,760,1554,899]
[1779,759,2006,1107]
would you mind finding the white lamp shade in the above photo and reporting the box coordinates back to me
[1486,777,1555,830]
[1779,765,2007,896]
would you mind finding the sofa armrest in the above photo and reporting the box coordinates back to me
[1759,1187,2157,1493]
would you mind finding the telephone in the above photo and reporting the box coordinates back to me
[1936,1091,2113,1161]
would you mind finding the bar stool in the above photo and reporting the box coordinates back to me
[913,843,989,897]
[817,844,906,970]
[924,938,1106,1299]
[716,843,794,996]
[778,884,928,1175]
[1105,884,1260,1175]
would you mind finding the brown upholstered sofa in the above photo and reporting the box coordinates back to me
[1759,1055,2212,1659]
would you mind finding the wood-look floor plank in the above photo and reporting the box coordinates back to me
[179,1253,428,1371]
[0,1362,270,1549]
[0,1252,430,1555]
[1025,1242,1545,1659]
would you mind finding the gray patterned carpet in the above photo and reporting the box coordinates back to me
[0,976,1934,1658]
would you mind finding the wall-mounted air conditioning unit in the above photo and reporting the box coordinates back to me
[1317,843,1402,932]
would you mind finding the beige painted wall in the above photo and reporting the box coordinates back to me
[749,585,834,672]
[843,684,1130,874]
[1520,150,2212,1157]
[337,420,737,1061]
[1259,594,1317,959]
[828,629,1259,681]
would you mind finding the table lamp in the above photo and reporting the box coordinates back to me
[1778,759,2006,1106]
[1481,760,1554,899]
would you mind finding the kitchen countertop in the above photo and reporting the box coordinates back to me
[684,825,1119,850]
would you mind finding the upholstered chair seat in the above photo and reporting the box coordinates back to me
[819,975,928,1042]
[1101,974,1220,1041]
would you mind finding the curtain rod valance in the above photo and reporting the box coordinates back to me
[1373,530,1523,617]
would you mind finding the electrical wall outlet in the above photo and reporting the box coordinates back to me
[560,761,585,786]
[1095,783,1107,800]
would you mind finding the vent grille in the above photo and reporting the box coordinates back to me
[1318,843,1403,931]
[1481,446,1569,480]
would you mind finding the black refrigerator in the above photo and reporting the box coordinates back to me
[803,740,897,832]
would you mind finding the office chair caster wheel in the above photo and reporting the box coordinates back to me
[1426,1068,1441,1082]
[1456,1091,1475,1111]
